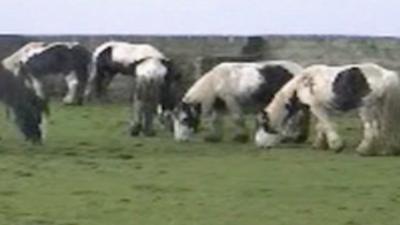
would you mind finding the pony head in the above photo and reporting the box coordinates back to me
[255,91,310,148]
[172,101,201,141]
[0,67,48,144]
[255,110,282,147]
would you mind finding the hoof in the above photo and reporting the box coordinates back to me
[356,150,378,157]
[204,134,222,143]
[143,130,156,137]
[312,135,329,150]
[62,97,76,105]
[130,124,142,136]
[63,102,81,106]
[232,133,249,143]
[62,101,75,106]
[356,145,377,156]
[333,145,345,153]
[312,141,329,151]
[75,98,84,106]
[329,139,344,153]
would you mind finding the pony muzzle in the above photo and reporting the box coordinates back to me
[255,128,282,148]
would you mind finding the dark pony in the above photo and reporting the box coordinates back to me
[0,65,48,144]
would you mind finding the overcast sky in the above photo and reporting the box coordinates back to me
[0,0,399,37]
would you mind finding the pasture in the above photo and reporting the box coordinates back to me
[0,103,399,225]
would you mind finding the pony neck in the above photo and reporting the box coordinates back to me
[183,73,213,104]
[266,75,301,130]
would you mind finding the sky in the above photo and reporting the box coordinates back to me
[0,0,399,37]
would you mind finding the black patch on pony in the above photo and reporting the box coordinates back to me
[284,92,307,122]
[94,46,125,96]
[213,97,226,111]
[256,110,278,134]
[177,102,201,132]
[159,59,182,112]
[252,65,294,107]
[22,44,91,82]
[20,44,91,104]
[332,67,371,111]
[96,46,138,76]
[94,47,153,97]
[0,65,48,144]
[283,91,310,143]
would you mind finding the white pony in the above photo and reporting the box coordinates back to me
[86,41,180,136]
[173,60,310,142]
[2,41,91,105]
[255,63,400,156]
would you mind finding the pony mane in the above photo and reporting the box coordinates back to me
[182,63,228,104]
[256,60,303,75]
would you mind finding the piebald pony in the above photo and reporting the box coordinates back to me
[256,63,400,156]
[86,41,180,136]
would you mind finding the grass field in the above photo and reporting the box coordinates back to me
[0,103,399,225]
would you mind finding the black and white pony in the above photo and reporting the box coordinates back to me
[173,61,310,142]
[0,64,48,144]
[86,41,180,136]
[2,41,91,105]
[255,63,400,156]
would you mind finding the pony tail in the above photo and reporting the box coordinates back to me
[85,52,99,98]
[380,73,400,155]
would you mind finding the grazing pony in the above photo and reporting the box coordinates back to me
[173,61,310,142]
[0,65,48,144]
[255,63,400,156]
[86,41,180,136]
[2,41,91,105]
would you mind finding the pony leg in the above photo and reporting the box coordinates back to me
[356,106,380,156]
[84,63,98,99]
[312,121,329,150]
[311,106,344,152]
[74,71,87,105]
[203,110,223,142]
[129,96,143,136]
[63,73,79,105]
[89,69,114,101]
[142,101,157,137]
[40,113,48,141]
[225,97,248,142]
[231,114,249,142]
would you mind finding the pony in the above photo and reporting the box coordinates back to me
[86,41,181,136]
[255,63,400,156]
[2,41,91,105]
[173,60,310,142]
[0,64,48,144]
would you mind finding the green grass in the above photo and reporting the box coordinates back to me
[0,103,399,225]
